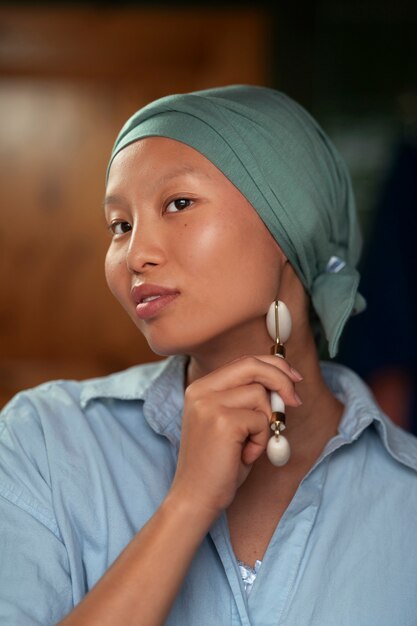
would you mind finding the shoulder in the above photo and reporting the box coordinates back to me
[321,361,417,475]
[1,357,170,423]
[0,358,173,510]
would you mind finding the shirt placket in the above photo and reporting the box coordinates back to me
[246,457,330,626]
[209,512,253,626]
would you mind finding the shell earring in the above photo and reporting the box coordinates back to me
[265,300,292,466]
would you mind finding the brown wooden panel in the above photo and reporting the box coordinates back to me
[0,5,270,405]
[0,6,269,86]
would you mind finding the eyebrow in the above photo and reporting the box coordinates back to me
[157,164,211,185]
[103,194,127,209]
[103,163,211,208]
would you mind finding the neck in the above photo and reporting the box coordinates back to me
[283,332,343,458]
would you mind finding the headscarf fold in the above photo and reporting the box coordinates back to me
[108,85,366,357]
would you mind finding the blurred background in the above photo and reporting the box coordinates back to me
[0,1,416,430]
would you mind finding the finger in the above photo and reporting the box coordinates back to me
[214,383,271,416]
[188,356,301,407]
[242,438,267,466]
[241,409,270,465]
[229,356,303,405]
[241,354,303,382]
[211,405,268,443]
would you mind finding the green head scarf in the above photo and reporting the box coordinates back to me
[107,85,366,357]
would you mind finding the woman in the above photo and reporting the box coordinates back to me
[1,86,417,626]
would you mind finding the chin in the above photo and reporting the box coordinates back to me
[142,327,210,359]
[139,328,189,358]
[147,343,183,358]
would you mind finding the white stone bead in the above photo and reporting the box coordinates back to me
[270,391,285,413]
[266,301,292,344]
[266,435,291,466]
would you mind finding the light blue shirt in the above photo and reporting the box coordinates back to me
[1,355,417,626]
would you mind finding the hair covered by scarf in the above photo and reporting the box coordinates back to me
[107,85,366,357]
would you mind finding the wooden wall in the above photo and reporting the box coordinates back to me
[0,6,270,406]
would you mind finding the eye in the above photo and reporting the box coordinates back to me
[108,220,132,236]
[165,198,193,213]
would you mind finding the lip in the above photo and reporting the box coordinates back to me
[131,283,180,320]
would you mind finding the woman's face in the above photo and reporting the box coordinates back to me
[104,137,285,357]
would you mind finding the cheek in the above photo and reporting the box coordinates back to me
[196,211,278,278]
[181,219,239,290]
[104,247,126,304]
[182,211,280,310]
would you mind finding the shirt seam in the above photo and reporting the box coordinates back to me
[0,483,60,538]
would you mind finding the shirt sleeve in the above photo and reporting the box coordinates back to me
[0,396,74,625]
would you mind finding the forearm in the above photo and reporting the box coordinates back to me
[58,493,217,626]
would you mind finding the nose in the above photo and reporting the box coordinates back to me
[126,221,166,274]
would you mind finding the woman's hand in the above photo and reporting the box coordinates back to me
[169,355,303,520]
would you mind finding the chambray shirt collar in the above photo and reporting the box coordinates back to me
[80,355,417,472]
[141,355,188,447]
[79,356,184,404]
[320,361,417,472]
[79,355,188,446]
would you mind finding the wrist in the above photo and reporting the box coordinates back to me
[163,487,222,534]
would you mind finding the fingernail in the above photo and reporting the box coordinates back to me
[290,367,303,381]
[294,392,303,405]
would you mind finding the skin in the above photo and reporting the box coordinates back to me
[59,137,344,625]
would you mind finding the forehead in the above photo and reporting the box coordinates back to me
[107,137,223,188]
